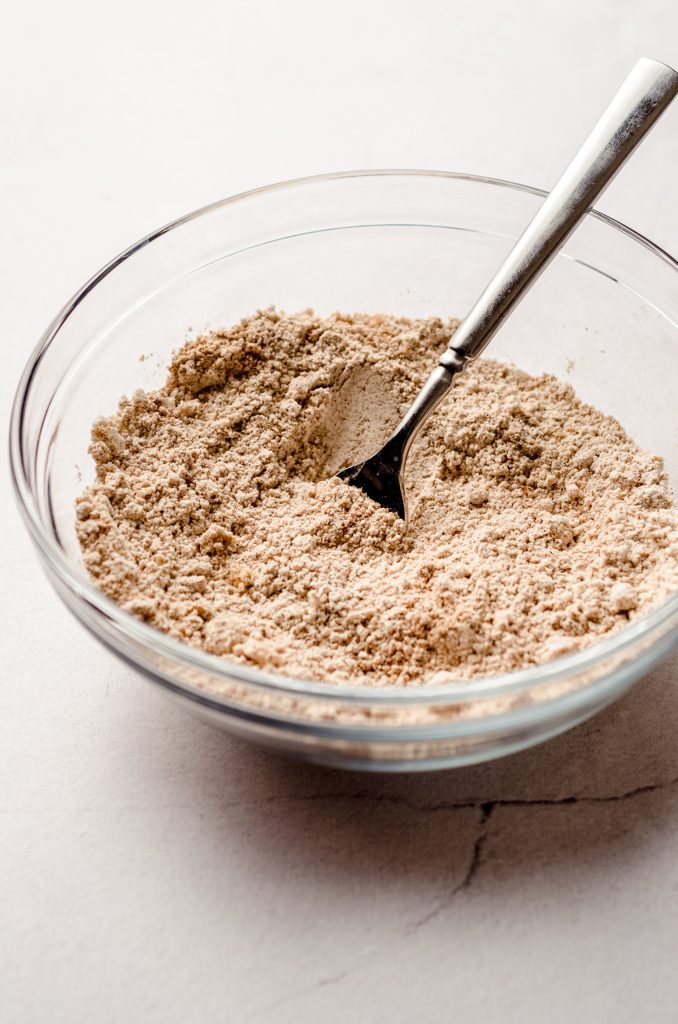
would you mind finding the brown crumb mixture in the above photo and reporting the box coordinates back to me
[76,310,678,687]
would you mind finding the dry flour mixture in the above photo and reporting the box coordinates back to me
[76,310,678,687]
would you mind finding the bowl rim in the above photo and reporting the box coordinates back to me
[9,167,678,709]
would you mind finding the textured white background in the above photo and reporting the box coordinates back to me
[2,2,678,1021]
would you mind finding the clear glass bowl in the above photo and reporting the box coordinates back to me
[10,171,678,771]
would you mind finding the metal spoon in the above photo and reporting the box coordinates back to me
[338,57,678,520]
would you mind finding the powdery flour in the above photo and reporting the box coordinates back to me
[76,310,678,687]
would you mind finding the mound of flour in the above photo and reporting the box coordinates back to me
[76,309,678,687]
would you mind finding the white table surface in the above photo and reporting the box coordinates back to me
[2,2,678,1020]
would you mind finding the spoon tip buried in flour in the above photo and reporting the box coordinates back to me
[338,443,407,521]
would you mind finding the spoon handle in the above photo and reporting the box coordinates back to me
[440,57,678,370]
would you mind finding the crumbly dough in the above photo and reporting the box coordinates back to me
[76,310,678,687]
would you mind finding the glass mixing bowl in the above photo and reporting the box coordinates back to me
[10,171,678,771]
